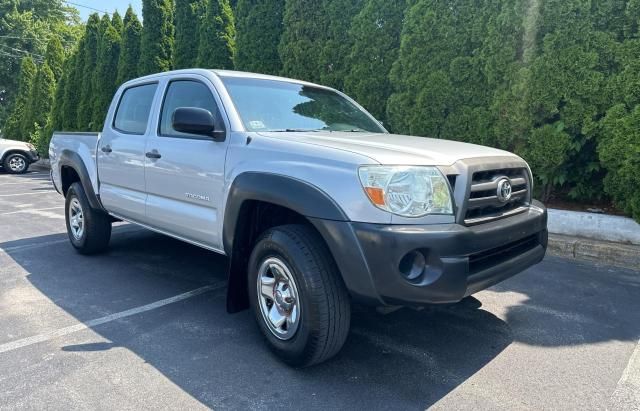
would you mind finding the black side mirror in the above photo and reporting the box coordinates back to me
[172,107,224,140]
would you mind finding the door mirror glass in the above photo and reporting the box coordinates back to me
[172,107,221,139]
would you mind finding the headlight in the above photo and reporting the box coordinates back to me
[358,166,453,217]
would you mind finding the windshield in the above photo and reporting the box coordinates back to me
[221,77,386,133]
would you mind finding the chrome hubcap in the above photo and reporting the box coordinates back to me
[257,257,300,340]
[68,198,84,240]
[8,156,26,172]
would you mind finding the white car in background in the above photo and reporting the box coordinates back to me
[0,137,39,174]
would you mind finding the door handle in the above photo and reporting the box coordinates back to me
[101,145,112,153]
[145,150,162,159]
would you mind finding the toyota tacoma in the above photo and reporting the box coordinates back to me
[49,69,548,366]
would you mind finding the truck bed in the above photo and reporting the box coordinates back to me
[49,131,101,196]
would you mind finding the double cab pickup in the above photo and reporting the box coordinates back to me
[50,69,548,366]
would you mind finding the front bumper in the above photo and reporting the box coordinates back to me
[26,150,39,163]
[311,200,547,306]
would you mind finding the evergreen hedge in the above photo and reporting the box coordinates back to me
[7,0,639,221]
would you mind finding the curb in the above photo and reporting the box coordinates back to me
[548,233,640,271]
[548,208,640,246]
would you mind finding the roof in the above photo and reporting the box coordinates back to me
[123,68,328,90]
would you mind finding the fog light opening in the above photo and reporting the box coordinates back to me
[399,250,427,281]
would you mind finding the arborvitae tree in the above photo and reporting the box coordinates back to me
[92,23,122,129]
[62,44,82,130]
[598,22,640,222]
[524,0,615,200]
[4,57,36,141]
[344,0,405,122]
[23,62,56,146]
[388,0,509,144]
[139,0,175,75]
[196,0,235,69]
[77,13,101,129]
[175,0,206,69]
[111,10,124,34]
[235,0,284,75]
[600,104,640,222]
[319,0,362,89]
[279,0,326,82]
[49,56,72,135]
[45,36,64,82]
[117,6,143,84]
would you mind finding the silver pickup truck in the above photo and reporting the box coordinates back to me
[49,69,548,366]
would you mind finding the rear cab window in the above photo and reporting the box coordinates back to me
[113,83,159,134]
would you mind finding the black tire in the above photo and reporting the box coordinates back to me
[248,224,351,367]
[65,182,112,254]
[3,153,29,174]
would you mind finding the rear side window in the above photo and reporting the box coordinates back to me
[159,80,226,137]
[113,83,158,134]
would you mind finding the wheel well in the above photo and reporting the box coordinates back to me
[60,166,81,196]
[226,200,322,313]
[1,149,29,164]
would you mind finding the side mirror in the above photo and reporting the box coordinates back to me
[172,107,224,140]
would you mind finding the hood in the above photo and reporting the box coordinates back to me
[0,138,33,149]
[257,131,519,166]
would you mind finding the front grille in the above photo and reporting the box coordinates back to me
[468,234,539,274]
[464,167,530,225]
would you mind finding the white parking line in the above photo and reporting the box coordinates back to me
[0,191,56,197]
[0,283,225,355]
[0,181,53,186]
[608,339,640,410]
[0,238,70,253]
[0,206,63,215]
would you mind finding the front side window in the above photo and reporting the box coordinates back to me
[113,83,158,134]
[221,77,386,133]
[159,80,225,137]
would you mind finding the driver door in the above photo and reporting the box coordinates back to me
[143,76,229,251]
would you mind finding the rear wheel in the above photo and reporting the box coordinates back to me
[3,153,29,174]
[248,224,351,367]
[65,182,112,254]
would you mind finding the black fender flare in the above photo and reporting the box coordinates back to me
[58,150,105,212]
[222,172,349,254]
[223,172,349,312]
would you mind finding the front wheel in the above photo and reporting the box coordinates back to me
[3,153,29,174]
[65,182,112,254]
[248,224,351,367]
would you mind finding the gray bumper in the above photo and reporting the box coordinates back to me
[311,200,548,306]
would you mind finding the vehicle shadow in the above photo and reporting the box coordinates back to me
[2,228,639,409]
[1,227,513,409]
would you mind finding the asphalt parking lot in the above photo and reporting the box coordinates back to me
[0,170,639,410]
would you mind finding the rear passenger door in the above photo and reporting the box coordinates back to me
[98,82,159,221]
[143,76,229,251]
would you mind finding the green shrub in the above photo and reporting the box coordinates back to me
[521,123,572,201]
[599,104,640,222]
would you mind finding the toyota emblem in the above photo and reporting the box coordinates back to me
[497,178,512,203]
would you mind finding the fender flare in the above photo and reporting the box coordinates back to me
[58,150,105,212]
[222,172,349,254]
[223,172,349,312]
